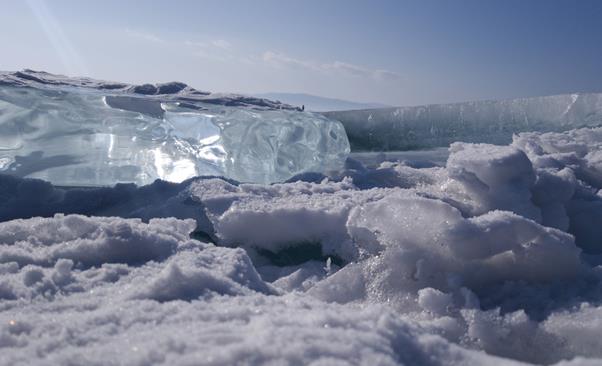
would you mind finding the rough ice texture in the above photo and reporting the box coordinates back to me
[323,93,602,151]
[4,129,602,363]
[0,70,349,186]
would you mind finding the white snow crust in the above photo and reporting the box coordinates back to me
[3,127,602,365]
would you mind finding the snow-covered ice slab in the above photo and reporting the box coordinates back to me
[324,93,602,151]
[0,70,349,186]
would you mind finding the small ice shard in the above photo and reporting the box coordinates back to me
[0,70,350,186]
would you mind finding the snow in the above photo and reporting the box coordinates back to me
[3,98,602,364]
[0,215,193,267]
[0,70,349,186]
[0,214,526,366]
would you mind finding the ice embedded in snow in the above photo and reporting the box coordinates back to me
[0,70,349,186]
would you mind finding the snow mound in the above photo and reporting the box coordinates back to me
[0,214,194,267]
[447,143,541,220]
[0,215,273,303]
[345,195,581,294]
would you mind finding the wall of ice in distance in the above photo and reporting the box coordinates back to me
[0,70,349,186]
[323,93,602,151]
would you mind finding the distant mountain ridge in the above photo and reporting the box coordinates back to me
[252,92,390,112]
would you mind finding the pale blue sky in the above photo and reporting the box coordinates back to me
[1,0,601,106]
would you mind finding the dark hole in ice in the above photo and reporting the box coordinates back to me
[156,82,187,94]
[98,83,128,90]
[190,230,217,244]
[255,242,345,267]
[131,83,158,95]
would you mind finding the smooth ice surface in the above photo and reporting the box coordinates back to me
[324,93,602,151]
[0,70,349,186]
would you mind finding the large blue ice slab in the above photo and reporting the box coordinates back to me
[324,93,602,151]
[0,70,350,186]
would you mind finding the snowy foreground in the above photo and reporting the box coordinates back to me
[2,127,602,365]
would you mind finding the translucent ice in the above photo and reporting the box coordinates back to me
[324,93,602,151]
[0,70,349,186]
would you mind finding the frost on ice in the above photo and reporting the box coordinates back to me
[0,70,349,186]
